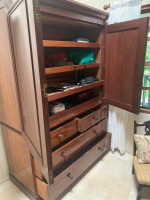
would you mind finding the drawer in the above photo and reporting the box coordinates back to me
[35,177,48,200]
[52,119,107,170]
[35,132,111,200]
[50,119,78,148]
[77,105,108,132]
[32,158,44,181]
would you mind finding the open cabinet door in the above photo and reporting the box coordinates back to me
[7,0,53,183]
[104,18,149,114]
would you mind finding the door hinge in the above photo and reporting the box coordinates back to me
[42,84,48,97]
[34,6,40,24]
[49,170,54,184]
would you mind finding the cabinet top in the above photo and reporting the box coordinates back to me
[39,0,109,23]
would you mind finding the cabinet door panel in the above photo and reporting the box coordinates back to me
[104,18,149,114]
[8,0,52,183]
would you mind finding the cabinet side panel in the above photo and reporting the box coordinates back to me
[2,126,36,194]
[9,0,42,156]
[0,8,22,131]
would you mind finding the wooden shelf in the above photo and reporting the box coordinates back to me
[49,97,102,128]
[47,80,104,102]
[45,63,100,75]
[43,40,101,48]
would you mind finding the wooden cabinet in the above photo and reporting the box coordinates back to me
[0,0,148,199]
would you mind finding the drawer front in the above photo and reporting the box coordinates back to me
[52,119,107,170]
[77,105,107,132]
[32,158,44,180]
[35,132,111,200]
[49,132,111,200]
[35,177,48,200]
[50,119,78,148]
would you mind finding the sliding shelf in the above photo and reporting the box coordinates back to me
[49,97,102,128]
[43,40,101,48]
[45,63,100,75]
[47,80,104,102]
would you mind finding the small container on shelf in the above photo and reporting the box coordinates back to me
[49,101,65,115]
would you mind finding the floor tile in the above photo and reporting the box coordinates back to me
[0,180,29,200]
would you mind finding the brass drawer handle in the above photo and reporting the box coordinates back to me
[61,152,68,160]
[58,134,64,141]
[67,173,74,180]
[93,116,98,120]
[98,146,104,151]
[93,130,99,135]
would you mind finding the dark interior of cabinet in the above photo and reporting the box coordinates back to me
[40,13,104,117]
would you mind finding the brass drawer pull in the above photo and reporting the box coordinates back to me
[98,146,104,151]
[93,130,99,135]
[58,134,64,141]
[93,116,98,120]
[67,173,74,180]
[61,152,68,160]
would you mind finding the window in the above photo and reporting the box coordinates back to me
[140,35,150,110]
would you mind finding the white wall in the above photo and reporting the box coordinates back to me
[72,0,111,10]
[73,0,150,9]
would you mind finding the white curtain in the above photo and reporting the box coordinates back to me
[107,0,141,154]
[108,0,141,25]
[108,106,129,154]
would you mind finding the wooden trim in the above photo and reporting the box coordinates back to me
[140,108,150,114]
[107,18,147,32]
[43,40,101,48]
[141,4,150,14]
[142,87,150,90]
[0,122,22,135]
[145,62,150,66]
[40,0,108,22]
[40,4,105,26]
[142,86,150,90]
[140,36,150,112]
[45,63,100,75]
[47,81,104,102]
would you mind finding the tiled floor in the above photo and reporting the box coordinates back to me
[0,152,150,200]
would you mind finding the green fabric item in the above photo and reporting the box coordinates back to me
[69,51,94,65]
